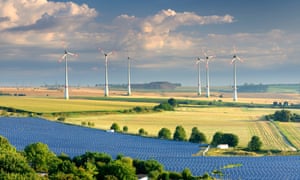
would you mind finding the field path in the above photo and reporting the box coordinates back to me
[270,121,297,151]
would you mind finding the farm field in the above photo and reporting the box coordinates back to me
[0,93,300,151]
[67,107,300,150]
[276,122,300,150]
[0,96,156,113]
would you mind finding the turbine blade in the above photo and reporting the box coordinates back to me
[236,56,243,62]
[67,52,77,56]
[231,58,236,64]
[98,48,105,55]
[61,54,67,60]
[107,51,113,56]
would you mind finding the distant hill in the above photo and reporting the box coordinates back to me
[96,81,182,90]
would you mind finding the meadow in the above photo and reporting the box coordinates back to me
[0,90,300,151]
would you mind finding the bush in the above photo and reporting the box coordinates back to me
[248,136,262,151]
[158,128,172,140]
[57,117,65,122]
[173,125,186,141]
[153,102,174,111]
[110,123,120,132]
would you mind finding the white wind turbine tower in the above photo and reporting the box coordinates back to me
[202,51,215,98]
[60,48,77,100]
[127,55,133,96]
[99,48,113,97]
[231,47,243,102]
[195,57,203,96]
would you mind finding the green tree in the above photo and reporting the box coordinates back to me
[189,127,207,144]
[182,168,192,180]
[167,98,178,107]
[274,110,292,122]
[211,132,223,146]
[123,126,128,132]
[110,123,120,132]
[98,161,137,180]
[138,128,147,136]
[173,125,187,141]
[248,136,262,151]
[158,128,172,140]
[24,142,56,172]
[222,133,239,147]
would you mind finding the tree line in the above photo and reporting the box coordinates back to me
[0,135,214,180]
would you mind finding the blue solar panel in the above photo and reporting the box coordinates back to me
[0,117,299,179]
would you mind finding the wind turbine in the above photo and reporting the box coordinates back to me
[202,51,215,98]
[231,47,243,102]
[60,48,77,100]
[127,55,133,96]
[99,48,113,97]
[195,57,202,96]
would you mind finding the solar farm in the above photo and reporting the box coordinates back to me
[1,117,299,179]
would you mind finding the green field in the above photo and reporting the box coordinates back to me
[0,96,299,151]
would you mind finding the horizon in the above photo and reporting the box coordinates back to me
[1,0,300,87]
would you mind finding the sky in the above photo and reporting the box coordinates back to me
[0,0,300,87]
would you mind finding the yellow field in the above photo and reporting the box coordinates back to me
[66,107,295,149]
[276,122,300,150]
[1,94,300,151]
[0,96,156,113]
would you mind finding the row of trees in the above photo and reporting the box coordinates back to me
[0,135,214,179]
[111,123,263,151]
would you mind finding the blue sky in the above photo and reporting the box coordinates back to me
[0,0,300,87]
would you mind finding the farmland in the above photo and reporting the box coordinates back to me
[1,91,300,152]
[1,117,300,179]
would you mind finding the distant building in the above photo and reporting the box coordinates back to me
[217,144,229,149]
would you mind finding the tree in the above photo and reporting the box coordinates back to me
[24,142,56,172]
[222,133,239,147]
[138,128,147,136]
[167,98,178,107]
[158,128,172,140]
[182,168,192,180]
[189,127,207,144]
[173,125,187,141]
[98,161,137,180]
[248,136,262,151]
[274,110,292,122]
[110,123,120,132]
[211,132,223,146]
[210,132,239,147]
[123,126,128,132]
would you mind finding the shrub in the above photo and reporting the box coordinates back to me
[153,103,174,111]
[57,117,65,122]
